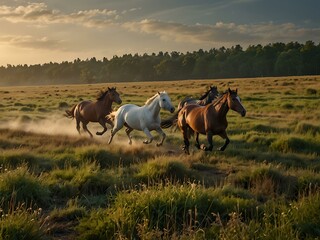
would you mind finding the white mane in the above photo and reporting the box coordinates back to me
[145,91,167,105]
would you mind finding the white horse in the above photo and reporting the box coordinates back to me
[108,91,175,146]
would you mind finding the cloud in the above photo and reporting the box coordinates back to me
[0,35,64,50]
[0,2,119,27]
[122,19,320,46]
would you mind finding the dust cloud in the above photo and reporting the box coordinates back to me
[1,114,84,137]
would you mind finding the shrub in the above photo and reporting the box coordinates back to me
[231,167,298,200]
[252,124,277,133]
[46,162,117,197]
[0,204,47,240]
[20,106,34,112]
[0,167,50,210]
[281,103,294,109]
[0,152,53,172]
[271,136,320,155]
[295,122,320,136]
[270,137,309,153]
[135,157,194,183]
[306,88,317,95]
[58,102,69,108]
[291,192,320,238]
[76,148,122,169]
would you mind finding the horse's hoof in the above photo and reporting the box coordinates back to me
[201,144,212,151]
[200,144,206,150]
[156,142,162,147]
[96,132,102,135]
[218,147,225,151]
[182,146,190,155]
[128,141,132,145]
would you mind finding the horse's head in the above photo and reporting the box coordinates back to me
[208,86,219,103]
[158,91,175,113]
[107,87,122,104]
[227,88,246,117]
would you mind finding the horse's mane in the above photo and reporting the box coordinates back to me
[211,89,237,106]
[211,91,227,105]
[145,91,166,105]
[97,87,116,101]
[198,86,217,100]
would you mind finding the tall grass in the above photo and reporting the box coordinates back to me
[0,76,319,239]
[77,182,258,239]
[0,203,48,240]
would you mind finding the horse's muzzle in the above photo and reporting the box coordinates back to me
[170,107,175,113]
[117,100,122,104]
[241,110,246,117]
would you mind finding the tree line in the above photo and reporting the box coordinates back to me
[0,41,319,86]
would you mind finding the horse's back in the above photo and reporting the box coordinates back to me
[77,100,92,110]
[113,104,143,130]
[179,104,207,134]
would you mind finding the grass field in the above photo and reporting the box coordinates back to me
[0,76,319,239]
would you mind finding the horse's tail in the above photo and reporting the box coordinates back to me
[64,104,77,119]
[161,111,179,128]
[106,111,116,122]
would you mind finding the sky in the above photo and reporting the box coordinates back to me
[0,0,319,66]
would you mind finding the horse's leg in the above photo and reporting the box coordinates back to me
[96,119,107,136]
[125,127,133,145]
[180,125,190,154]
[201,131,213,151]
[155,127,166,147]
[195,132,200,149]
[108,118,124,144]
[218,130,230,151]
[142,128,153,144]
[75,109,81,135]
[82,122,93,138]
[76,118,81,135]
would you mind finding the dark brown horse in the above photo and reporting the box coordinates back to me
[65,87,122,137]
[177,88,246,154]
[161,86,219,130]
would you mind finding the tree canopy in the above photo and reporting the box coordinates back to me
[1,41,319,86]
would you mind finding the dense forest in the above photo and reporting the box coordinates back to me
[0,41,319,85]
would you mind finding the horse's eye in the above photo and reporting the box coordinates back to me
[162,99,166,102]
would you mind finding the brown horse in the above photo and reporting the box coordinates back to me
[177,88,246,154]
[65,87,122,137]
[161,86,219,130]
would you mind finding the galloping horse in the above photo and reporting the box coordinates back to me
[108,91,175,146]
[65,87,122,137]
[177,88,246,154]
[161,86,219,130]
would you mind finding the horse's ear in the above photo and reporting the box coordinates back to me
[236,88,238,93]
[158,92,160,95]
[108,87,111,90]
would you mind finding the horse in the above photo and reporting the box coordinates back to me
[160,86,219,130]
[107,91,175,146]
[65,87,122,138]
[177,88,246,154]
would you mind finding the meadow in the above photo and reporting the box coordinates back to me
[0,76,319,239]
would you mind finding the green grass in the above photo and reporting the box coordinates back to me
[0,76,319,239]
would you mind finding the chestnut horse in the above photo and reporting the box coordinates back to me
[65,87,122,137]
[177,88,246,154]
